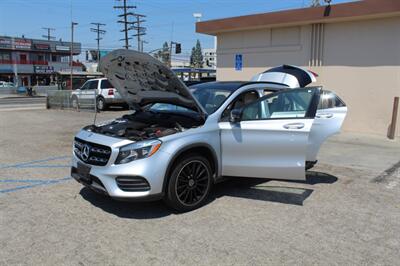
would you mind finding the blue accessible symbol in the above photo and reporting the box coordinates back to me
[235,54,243,71]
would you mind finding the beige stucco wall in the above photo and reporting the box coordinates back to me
[215,17,400,137]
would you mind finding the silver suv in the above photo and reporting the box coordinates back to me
[71,50,347,212]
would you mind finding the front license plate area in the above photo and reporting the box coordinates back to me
[77,162,92,184]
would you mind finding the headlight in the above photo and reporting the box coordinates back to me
[115,139,162,164]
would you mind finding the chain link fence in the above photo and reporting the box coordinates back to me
[46,90,97,111]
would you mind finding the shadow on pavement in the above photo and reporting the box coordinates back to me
[79,171,338,218]
[79,187,173,219]
[212,171,338,206]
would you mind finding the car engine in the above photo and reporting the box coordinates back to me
[85,110,203,141]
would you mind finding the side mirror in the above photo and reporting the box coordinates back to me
[229,108,242,123]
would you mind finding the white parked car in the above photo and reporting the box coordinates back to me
[70,78,125,111]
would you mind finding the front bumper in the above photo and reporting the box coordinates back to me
[71,132,171,200]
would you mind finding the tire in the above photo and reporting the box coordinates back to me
[96,97,107,111]
[165,154,213,212]
[71,96,79,109]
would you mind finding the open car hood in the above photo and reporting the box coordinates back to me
[251,65,317,88]
[99,49,207,115]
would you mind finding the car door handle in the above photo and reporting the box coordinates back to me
[283,123,305,129]
[316,113,333,119]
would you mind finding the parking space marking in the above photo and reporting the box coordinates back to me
[0,177,71,194]
[372,160,400,184]
[0,156,72,194]
[0,155,70,169]
[14,164,71,169]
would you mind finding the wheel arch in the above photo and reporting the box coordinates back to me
[162,143,219,193]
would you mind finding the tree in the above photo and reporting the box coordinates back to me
[190,47,195,66]
[153,41,170,65]
[190,39,203,68]
[161,41,170,64]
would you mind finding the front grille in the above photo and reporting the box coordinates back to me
[74,137,111,166]
[116,176,151,192]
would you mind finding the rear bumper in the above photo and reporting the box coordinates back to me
[103,97,125,105]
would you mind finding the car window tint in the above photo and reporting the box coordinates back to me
[88,80,98,90]
[191,88,231,114]
[101,80,113,89]
[242,89,315,120]
[318,91,346,109]
[80,81,90,90]
[221,90,259,121]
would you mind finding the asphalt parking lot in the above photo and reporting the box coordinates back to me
[0,109,399,265]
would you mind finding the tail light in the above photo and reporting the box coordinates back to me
[108,89,114,96]
[308,70,319,77]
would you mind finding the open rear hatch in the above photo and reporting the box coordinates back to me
[251,65,317,88]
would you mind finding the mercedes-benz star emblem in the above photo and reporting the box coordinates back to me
[81,144,91,161]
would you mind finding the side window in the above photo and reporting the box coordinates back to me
[100,79,113,89]
[242,89,316,120]
[318,90,346,109]
[88,80,98,90]
[80,81,90,90]
[221,90,259,121]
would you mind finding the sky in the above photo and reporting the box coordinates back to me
[0,0,355,60]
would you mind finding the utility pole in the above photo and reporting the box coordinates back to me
[70,22,78,90]
[42,27,55,41]
[114,0,136,49]
[310,0,321,6]
[132,14,146,52]
[90,23,106,62]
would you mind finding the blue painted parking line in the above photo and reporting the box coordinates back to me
[0,155,70,169]
[0,156,73,194]
[0,179,46,183]
[15,164,71,169]
[0,177,71,194]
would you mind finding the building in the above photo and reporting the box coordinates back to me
[196,0,400,137]
[203,48,217,69]
[0,36,82,87]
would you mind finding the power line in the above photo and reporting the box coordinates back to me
[42,27,55,41]
[114,0,136,49]
[90,22,106,62]
[131,13,146,52]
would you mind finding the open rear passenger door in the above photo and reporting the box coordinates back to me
[219,87,321,180]
[306,90,348,162]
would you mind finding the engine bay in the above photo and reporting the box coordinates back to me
[85,110,204,141]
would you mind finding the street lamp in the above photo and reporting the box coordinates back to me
[193,13,202,22]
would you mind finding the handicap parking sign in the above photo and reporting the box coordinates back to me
[235,54,242,71]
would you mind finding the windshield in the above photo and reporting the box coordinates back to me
[189,83,238,114]
[148,82,242,114]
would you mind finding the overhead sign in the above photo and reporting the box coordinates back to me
[56,45,70,51]
[0,38,12,49]
[34,66,54,74]
[14,39,31,49]
[235,54,242,71]
[34,43,50,50]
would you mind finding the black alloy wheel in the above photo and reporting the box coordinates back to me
[165,155,212,212]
